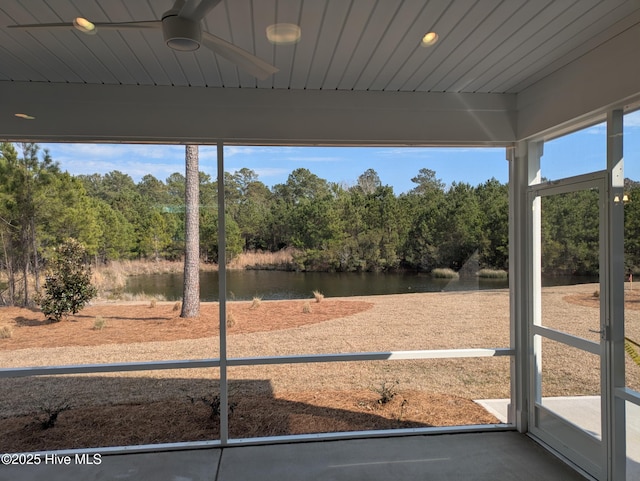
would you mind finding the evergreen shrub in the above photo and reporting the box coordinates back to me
[38,238,97,322]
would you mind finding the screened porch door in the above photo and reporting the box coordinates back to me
[528,173,608,480]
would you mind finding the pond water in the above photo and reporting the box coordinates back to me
[124,270,596,302]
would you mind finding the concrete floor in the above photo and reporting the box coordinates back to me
[478,396,640,480]
[0,432,588,481]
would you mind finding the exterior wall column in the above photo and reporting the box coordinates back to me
[606,109,625,481]
[508,140,542,433]
[217,141,229,445]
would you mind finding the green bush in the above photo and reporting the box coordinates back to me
[38,238,97,322]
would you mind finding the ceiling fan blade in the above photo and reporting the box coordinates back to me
[88,21,161,31]
[7,20,161,31]
[7,22,74,30]
[179,0,223,21]
[202,31,278,80]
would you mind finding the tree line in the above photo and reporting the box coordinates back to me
[2,142,640,305]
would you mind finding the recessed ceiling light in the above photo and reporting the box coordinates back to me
[421,32,439,47]
[73,17,97,35]
[266,23,301,45]
[15,113,35,120]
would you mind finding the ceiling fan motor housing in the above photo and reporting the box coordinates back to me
[162,15,202,51]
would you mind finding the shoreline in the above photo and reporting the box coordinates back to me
[91,255,512,302]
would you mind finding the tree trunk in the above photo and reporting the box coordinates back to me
[21,221,29,306]
[1,232,15,305]
[22,258,28,307]
[31,217,40,293]
[181,145,200,318]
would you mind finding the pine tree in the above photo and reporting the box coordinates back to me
[181,145,200,318]
[0,142,59,305]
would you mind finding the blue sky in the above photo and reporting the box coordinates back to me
[40,111,640,194]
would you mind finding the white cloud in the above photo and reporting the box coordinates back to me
[44,143,185,161]
[583,123,607,135]
[41,143,230,180]
[252,167,290,178]
[59,157,185,181]
[224,146,294,158]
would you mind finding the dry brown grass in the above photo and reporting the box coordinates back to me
[250,296,262,310]
[92,316,107,331]
[1,283,639,452]
[0,325,12,339]
[227,248,297,270]
[0,390,497,453]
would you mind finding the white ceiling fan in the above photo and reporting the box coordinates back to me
[7,0,279,80]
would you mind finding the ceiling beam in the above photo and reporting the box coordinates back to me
[1,82,516,146]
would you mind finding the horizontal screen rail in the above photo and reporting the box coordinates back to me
[7,424,515,457]
[227,348,514,366]
[532,325,600,355]
[0,359,222,378]
[0,348,513,378]
[615,387,640,406]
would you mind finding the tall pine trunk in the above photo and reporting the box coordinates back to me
[181,145,200,318]
[31,217,40,293]
[1,232,15,305]
[21,223,29,307]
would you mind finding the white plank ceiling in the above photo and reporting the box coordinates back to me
[1,0,639,93]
